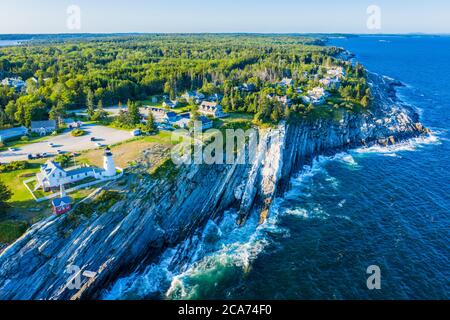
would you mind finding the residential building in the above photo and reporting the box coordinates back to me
[149,107,178,123]
[319,77,341,88]
[198,101,225,118]
[195,116,213,130]
[35,148,117,191]
[30,120,57,135]
[163,99,179,109]
[327,66,346,79]
[51,185,72,215]
[239,83,256,92]
[182,91,205,103]
[173,118,190,129]
[277,78,294,87]
[0,126,28,143]
[302,87,329,105]
[63,118,83,129]
[1,77,26,90]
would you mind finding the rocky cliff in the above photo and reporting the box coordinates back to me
[0,73,427,300]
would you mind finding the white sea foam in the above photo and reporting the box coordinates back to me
[354,133,440,156]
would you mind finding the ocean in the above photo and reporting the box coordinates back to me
[105,36,449,300]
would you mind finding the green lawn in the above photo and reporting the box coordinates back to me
[0,220,28,244]
[1,161,43,203]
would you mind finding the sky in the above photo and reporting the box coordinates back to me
[0,0,449,34]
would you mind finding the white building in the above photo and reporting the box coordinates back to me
[163,99,179,109]
[302,87,329,105]
[327,66,346,79]
[0,126,28,143]
[1,77,26,90]
[30,120,57,135]
[319,77,341,88]
[198,101,226,118]
[35,148,117,191]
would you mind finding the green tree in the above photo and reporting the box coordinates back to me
[145,112,156,133]
[128,100,141,125]
[86,89,95,119]
[0,180,12,214]
[49,101,67,121]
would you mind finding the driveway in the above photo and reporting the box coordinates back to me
[0,124,132,163]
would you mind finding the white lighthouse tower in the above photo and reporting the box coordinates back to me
[103,147,116,177]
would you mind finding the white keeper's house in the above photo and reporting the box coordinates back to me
[35,147,118,191]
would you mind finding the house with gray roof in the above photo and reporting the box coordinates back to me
[30,120,57,135]
[0,126,28,142]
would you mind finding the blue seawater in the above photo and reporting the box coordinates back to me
[105,36,449,300]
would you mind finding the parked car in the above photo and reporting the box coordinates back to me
[90,137,96,142]
[48,142,54,147]
[95,142,103,147]
[27,154,34,160]
[8,147,16,152]
[56,150,63,154]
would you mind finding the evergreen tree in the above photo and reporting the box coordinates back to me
[146,112,156,133]
[86,89,95,119]
[0,180,12,214]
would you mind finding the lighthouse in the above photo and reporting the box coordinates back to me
[103,147,116,177]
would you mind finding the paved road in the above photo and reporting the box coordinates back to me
[0,124,132,163]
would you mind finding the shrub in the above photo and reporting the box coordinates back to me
[71,129,86,137]
[54,154,73,168]
[0,220,28,244]
[0,161,29,173]
[20,135,29,142]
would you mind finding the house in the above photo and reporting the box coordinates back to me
[1,77,26,91]
[302,87,329,105]
[277,78,294,87]
[327,66,346,79]
[163,99,179,109]
[239,83,256,92]
[35,148,117,191]
[63,118,83,129]
[51,185,72,215]
[319,77,341,88]
[182,91,205,103]
[208,93,223,102]
[0,126,28,143]
[149,107,178,123]
[198,101,225,118]
[275,95,292,106]
[30,120,57,136]
[267,94,292,106]
[173,117,190,129]
[194,116,213,130]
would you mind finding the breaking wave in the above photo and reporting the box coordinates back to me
[103,132,437,300]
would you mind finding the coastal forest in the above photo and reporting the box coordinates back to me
[0,34,370,128]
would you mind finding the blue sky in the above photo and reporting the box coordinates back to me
[0,0,449,34]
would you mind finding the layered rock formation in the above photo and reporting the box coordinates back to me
[0,73,427,300]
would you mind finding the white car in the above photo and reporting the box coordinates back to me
[95,142,103,147]
[8,147,16,152]
[48,142,54,147]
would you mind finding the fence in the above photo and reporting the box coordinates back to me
[23,168,124,203]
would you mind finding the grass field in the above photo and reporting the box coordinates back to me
[75,131,175,168]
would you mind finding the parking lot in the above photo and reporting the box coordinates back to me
[0,124,132,163]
